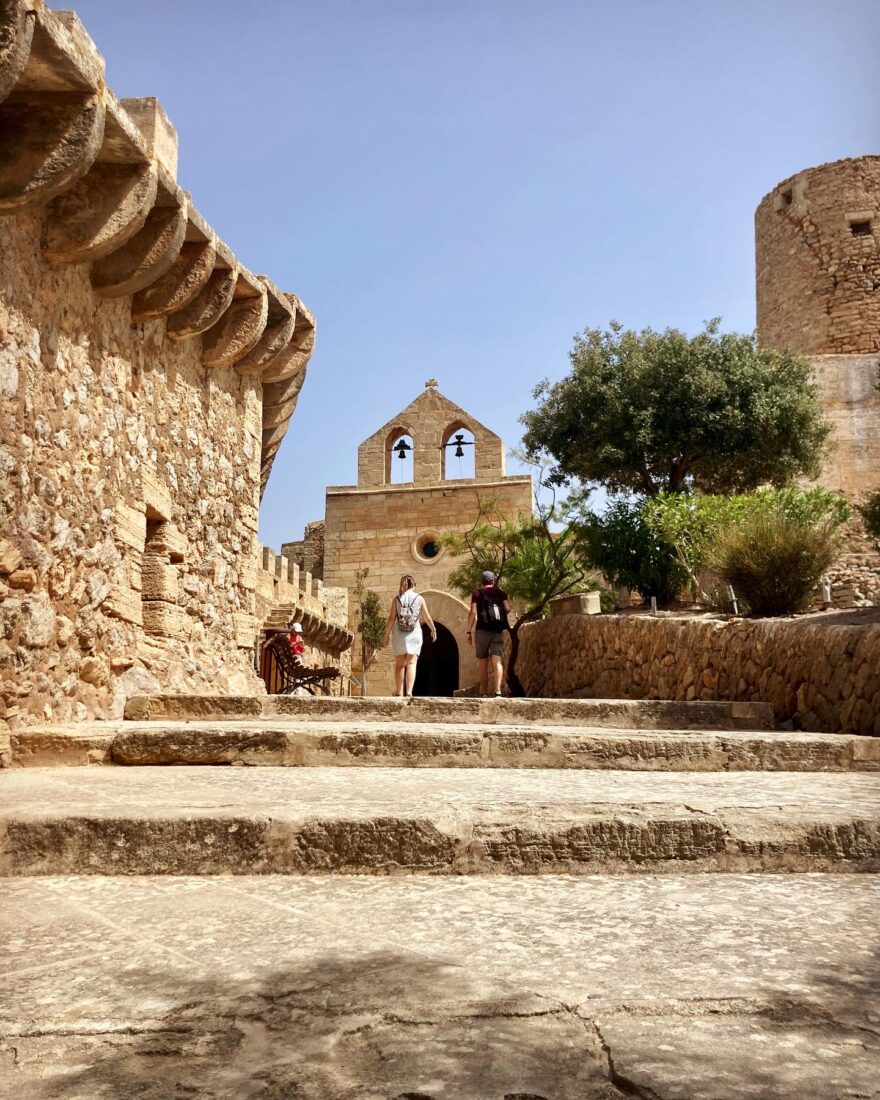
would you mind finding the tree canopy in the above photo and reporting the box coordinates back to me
[521,321,830,497]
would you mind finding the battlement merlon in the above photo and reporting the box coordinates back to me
[0,1,314,495]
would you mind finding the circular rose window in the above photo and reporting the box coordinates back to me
[412,532,444,564]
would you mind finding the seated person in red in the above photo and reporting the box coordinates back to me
[287,620,305,666]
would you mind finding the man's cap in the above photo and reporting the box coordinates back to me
[291,622,303,633]
[481,570,496,583]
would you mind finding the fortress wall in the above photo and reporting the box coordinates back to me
[756,158,880,500]
[0,4,317,726]
[0,209,266,724]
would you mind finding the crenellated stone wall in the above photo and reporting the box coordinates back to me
[514,614,880,737]
[0,4,317,727]
[254,546,353,683]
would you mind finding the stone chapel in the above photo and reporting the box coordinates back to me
[316,381,534,696]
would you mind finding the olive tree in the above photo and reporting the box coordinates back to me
[521,320,830,497]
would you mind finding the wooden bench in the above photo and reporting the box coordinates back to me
[264,634,340,696]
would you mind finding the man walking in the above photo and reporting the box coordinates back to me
[466,570,511,697]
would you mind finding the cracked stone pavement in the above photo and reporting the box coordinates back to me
[2,873,879,1098]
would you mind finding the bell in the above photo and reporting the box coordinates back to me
[453,433,465,458]
[393,439,411,460]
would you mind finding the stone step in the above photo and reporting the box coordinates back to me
[124,693,775,729]
[4,873,878,1098]
[2,766,879,875]
[10,719,880,772]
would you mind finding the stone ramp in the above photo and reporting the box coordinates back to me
[10,719,880,772]
[2,873,878,1098]
[3,767,880,875]
[124,693,776,729]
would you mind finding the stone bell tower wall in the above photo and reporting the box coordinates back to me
[755,157,880,498]
[357,387,506,489]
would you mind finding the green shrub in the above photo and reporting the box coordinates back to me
[710,511,841,617]
[576,499,686,605]
[644,488,851,596]
[859,489,880,547]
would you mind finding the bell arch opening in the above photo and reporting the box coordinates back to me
[442,422,475,480]
[386,428,414,484]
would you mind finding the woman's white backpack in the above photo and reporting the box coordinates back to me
[396,594,420,633]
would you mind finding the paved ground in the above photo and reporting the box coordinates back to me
[2,874,878,1098]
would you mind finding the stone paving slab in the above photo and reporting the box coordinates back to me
[2,767,880,874]
[124,693,776,729]
[1,874,878,1098]
[12,719,879,771]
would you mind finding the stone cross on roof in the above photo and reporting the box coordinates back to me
[425,378,439,389]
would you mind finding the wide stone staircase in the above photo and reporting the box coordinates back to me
[3,695,880,1097]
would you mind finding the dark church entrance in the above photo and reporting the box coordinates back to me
[413,621,459,697]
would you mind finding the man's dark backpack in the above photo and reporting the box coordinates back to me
[476,589,507,631]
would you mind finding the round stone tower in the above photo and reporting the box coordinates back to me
[756,157,880,496]
[756,156,880,355]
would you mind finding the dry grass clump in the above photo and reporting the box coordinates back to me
[710,512,841,617]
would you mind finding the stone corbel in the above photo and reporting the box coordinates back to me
[130,207,217,323]
[233,278,296,377]
[0,8,106,210]
[42,95,159,264]
[0,0,36,106]
[260,297,316,383]
[201,267,268,369]
[165,260,238,340]
[90,177,188,298]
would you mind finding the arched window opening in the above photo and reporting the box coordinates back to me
[388,433,414,484]
[442,426,475,480]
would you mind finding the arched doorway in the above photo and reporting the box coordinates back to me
[414,622,459,696]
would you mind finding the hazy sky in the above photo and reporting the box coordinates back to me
[70,1,879,547]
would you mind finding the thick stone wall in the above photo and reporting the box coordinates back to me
[0,6,317,728]
[515,614,880,736]
[756,157,880,357]
[1,210,265,724]
[756,158,880,500]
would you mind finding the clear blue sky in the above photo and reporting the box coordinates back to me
[71,1,879,547]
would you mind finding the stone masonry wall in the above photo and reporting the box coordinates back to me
[515,614,880,737]
[281,520,325,582]
[1,210,265,726]
[0,6,317,730]
[254,546,352,687]
[755,157,880,500]
[756,157,880,357]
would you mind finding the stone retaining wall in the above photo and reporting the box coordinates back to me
[515,614,880,736]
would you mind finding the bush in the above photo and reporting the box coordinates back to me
[859,489,880,547]
[576,499,686,605]
[644,488,851,597]
[710,511,842,617]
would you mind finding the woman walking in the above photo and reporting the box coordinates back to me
[382,575,437,697]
